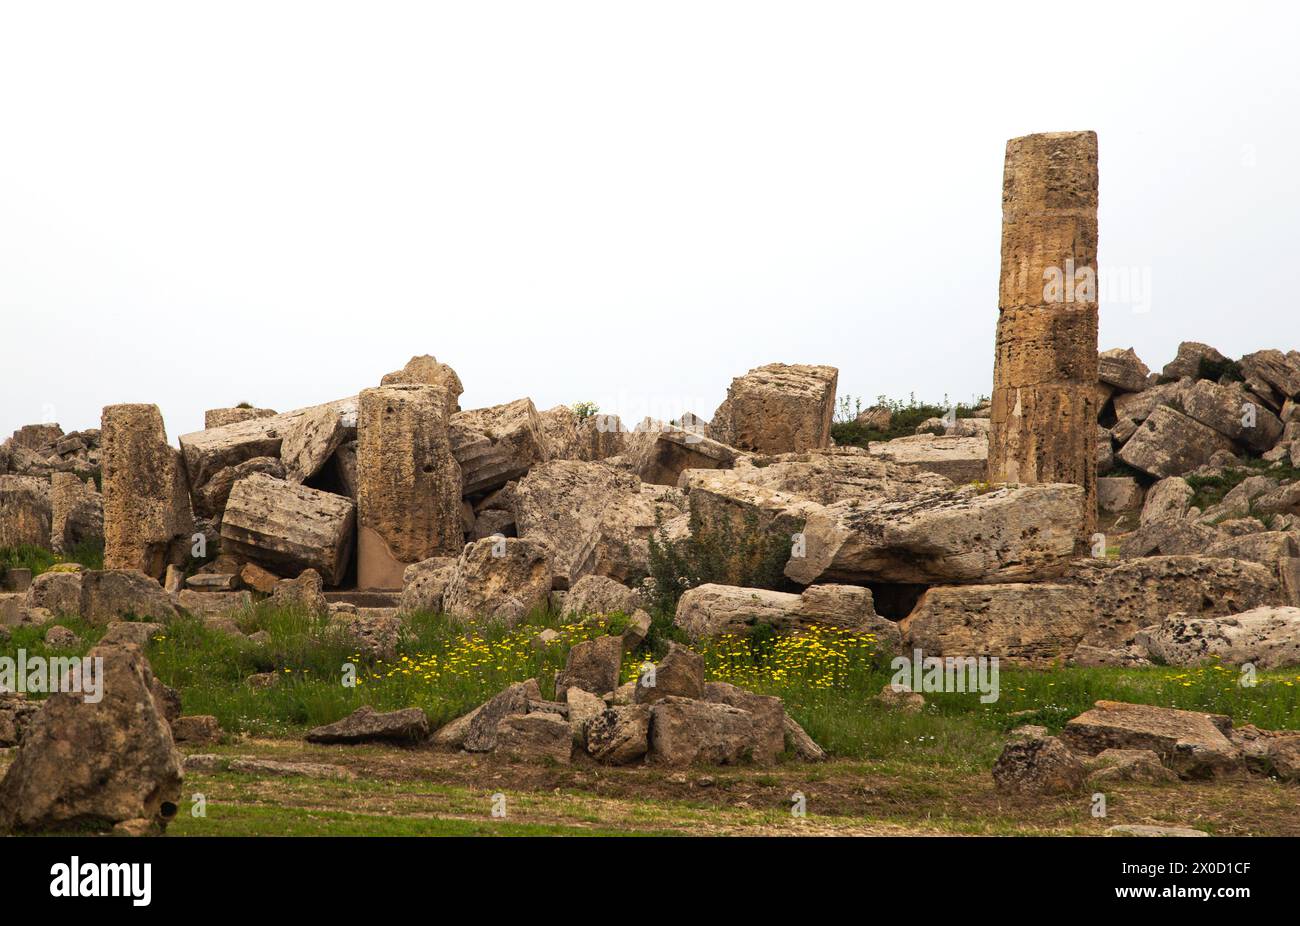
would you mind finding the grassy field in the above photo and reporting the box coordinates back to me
[4,603,1300,835]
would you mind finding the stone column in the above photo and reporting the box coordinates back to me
[989,130,1099,539]
[356,384,463,589]
[101,404,194,579]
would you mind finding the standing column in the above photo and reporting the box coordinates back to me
[988,131,1099,539]
[356,384,463,589]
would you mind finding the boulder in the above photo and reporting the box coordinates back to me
[80,570,178,624]
[330,609,404,660]
[1061,700,1244,779]
[1140,477,1194,524]
[220,474,356,586]
[1182,379,1283,452]
[1096,476,1143,514]
[574,413,628,462]
[463,679,542,753]
[0,643,183,833]
[634,642,704,704]
[674,582,901,648]
[564,575,641,616]
[397,556,457,614]
[43,625,79,648]
[1084,748,1179,785]
[269,568,329,616]
[648,697,756,766]
[514,460,686,587]
[238,562,280,595]
[0,475,52,549]
[537,405,580,461]
[708,363,838,454]
[280,403,349,484]
[554,635,623,700]
[584,704,651,764]
[25,570,82,616]
[1118,518,1221,558]
[450,398,549,497]
[1204,531,1300,604]
[1239,349,1300,403]
[442,537,552,625]
[305,705,429,744]
[900,583,1092,667]
[1161,341,1230,380]
[494,712,572,763]
[379,354,463,416]
[1118,405,1237,479]
[783,713,826,761]
[628,425,739,487]
[1098,347,1150,393]
[1136,606,1300,669]
[991,736,1087,794]
[170,715,222,745]
[356,385,462,589]
[785,483,1083,586]
[564,688,606,744]
[702,681,784,763]
[99,621,163,647]
[48,473,102,554]
[204,407,277,429]
[0,693,41,748]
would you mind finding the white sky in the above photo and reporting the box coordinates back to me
[2,1,1298,442]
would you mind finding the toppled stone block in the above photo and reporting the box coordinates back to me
[220,474,356,586]
[1061,700,1244,779]
[992,736,1087,794]
[379,354,463,415]
[1136,606,1300,669]
[450,398,548,497]
[554,635,623,700]
[495,712,572,764]
[305,705,429,744]
[49,472,102,554]
[675,582,901,647]
[0,475,52,549]
[867,434,988,484]
[80,570,179,624]
[442,537,552,625]
[1118,405,1236,478]
[648,697,755,766]
[708,363,838,454]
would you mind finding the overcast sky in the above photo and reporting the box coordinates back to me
[2,1,1297,442]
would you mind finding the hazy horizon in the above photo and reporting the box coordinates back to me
[4,1,1298,442]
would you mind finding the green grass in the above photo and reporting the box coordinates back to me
[0,539,103,576]
[1185,458,1300,511]
[831,393,988,447]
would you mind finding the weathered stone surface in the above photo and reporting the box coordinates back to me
[1107,824,1208,837]
[220,474,355,586]
[1183,379,1284,451]
[574,413,628,462]
[584,704,651,764]
[786,483,1083,586]
[1161,341,1229,381]
[564,687,605,744]
[397,555,457,614]
[1240,349,1300,402]
[44,625,79,648]
[280,403,349,484]
[100,405,195,582]
[204,407,276,430]
[649,697,756,766]
[177,589,252,618]
[0,693,41,748]
[1118,518,1222,558]
[0,475,51,549]
[708,363,838,454]
[1136,606,1300,669]
[1118,405,1237,479]
[900,583,1092,667]
[48,473,101,555]
[238,561,280,595]
[716,448,952,505]
[1096,476,1143,514]
[989,132,1099,538]
[99,621,163,647]
[675,582,901,648]
[305,705,429,744]
[564,574,641,616]
[537,405,580,461]
[703,681,784,763]
[379,354,463,416]
[80,570,178,624]
[0,643,183,833]
[1204,531,1300,604]
[450,398,548,497]
[330,609,404,660]
[180,398,355,490]
[1071,556,1281,649]
[25,571,81,616]
[514,460,686,588]
[868,434,988,484]
[1084,748,1179,785]
[357,385,462,590]
[494,712,572,763]
[193,456,285,520]
[1140,476,1194,524]
[442,537,552,625]
[269,568,329,616]
[554,635,623,700]
[992,736,1087,794]
[1061,700,1244,779]
[463,679,541,752]
[783,713,826,761]
[170,715,221,745]
[1098,348,1150,394]
[635,642,704,704]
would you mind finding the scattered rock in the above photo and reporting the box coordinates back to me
[992,736,1087,794]
[305,705,429,744]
